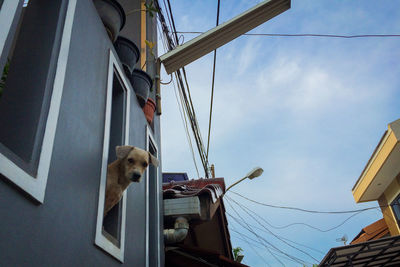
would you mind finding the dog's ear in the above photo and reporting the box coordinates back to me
[148,152,159,167]
[116,146,134,159]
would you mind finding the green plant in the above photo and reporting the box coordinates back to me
[143,1,158,17]
[142,40,156,92]
[233,247,243,261]
[126,0,159,18]
[145,40,155,58]
[0,59,10,98]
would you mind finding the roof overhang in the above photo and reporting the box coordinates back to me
[352,119,400,203]
[320,235,400,266]
[159,0,291,74]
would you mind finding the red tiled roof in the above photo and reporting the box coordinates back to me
[350,218,390,245]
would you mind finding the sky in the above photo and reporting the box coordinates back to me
[158,1,400,266]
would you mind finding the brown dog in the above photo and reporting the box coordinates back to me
[104,146,159,216]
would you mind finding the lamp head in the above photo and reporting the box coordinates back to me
[246,167,264,179]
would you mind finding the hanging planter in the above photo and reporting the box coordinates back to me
[114,37,140,75]
[93,0,126,42]
[143,98,156,124]
[130,69,153,108]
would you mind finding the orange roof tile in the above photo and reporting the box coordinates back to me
[350,218,390,245]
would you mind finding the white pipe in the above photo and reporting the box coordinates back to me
[164,217,189,244]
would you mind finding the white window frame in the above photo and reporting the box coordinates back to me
[94,50,132,262]
[146,126,160,267]
[0,0,77,203]
[0,0,22,57]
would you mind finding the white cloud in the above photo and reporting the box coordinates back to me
[236,37,262,75]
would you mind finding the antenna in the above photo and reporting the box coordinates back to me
[336,234,348,245]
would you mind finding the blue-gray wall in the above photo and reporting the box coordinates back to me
[0,0,163,265]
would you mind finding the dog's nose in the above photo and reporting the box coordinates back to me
[131,172,142,181]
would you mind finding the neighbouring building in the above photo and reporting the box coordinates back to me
[320,119,400,266]
[0,0,163,265]
[162,178,248,267]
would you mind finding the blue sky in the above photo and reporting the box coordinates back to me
[158,1,400,266]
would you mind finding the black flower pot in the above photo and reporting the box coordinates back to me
[114,37,140,75]
[130,69,153,108]
[93,0,125,42]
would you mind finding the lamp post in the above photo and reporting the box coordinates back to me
[224,167,264,194]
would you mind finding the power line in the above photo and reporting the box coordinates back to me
[227,210,311,266]
[226,198,313,265]
[226,196,320,262]
[166,0,211,178]
[229,194,367,233]
[231,227,311,264]
[156,20,201,178]
[229,190,380,214]
[172,73,201,178]
[174,31,400,39]
[230,226,272,267]
[156,0,211,178]
[206,0,220,161]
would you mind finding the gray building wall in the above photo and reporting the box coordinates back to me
[0,0,163,265]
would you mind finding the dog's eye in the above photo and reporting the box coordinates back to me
[128,158,134,164]
[142,162,148,167]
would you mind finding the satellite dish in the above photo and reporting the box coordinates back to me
[336,234,348,245]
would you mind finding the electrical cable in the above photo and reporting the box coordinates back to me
[230,229,315,266]
[206,0,220,161]
[227,197,327,255]
[166,0,210,175]
[226,197,313,265]
[226,196,320,262]
[230,226,272,266]
[173,31,400,39]
[156,17,201,178]
[156,0,211,177]
[165,0,211,177]
[229,190,381,214]
[228,213,289,266]
[173,73,201,178]
[228,194,366,232]
[226,210,311,266]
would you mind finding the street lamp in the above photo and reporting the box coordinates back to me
[225,167,264,194]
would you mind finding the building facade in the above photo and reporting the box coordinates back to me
[0,0,163,265]
[352,119,400,236]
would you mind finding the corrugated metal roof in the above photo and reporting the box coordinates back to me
[163,178,225,203]
[320,235,400,266]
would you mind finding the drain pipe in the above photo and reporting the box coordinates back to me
[164,217,189,244]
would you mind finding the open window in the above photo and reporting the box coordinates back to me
[146,126,160,267]
[0,0,76,202]
[95,50,132,262]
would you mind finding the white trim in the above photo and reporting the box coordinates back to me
[0,0,77,203]
[94,50,132,262]
[0,0,22,57]
[146,126,160,267]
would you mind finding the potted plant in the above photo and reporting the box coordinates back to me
[141,40,158,124]
[129,69,152,108]
[114,36,140,75]
[93,0,126,42]
[142,97,156,124]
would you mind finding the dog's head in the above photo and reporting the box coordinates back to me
[116,146,159,182]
